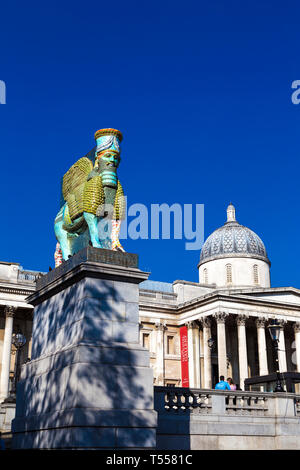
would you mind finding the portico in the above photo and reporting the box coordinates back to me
[139,283,300,389]
[182,309,299,390]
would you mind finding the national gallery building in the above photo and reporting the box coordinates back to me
[1,203,300,403]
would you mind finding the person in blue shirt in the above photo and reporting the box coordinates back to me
[214,375,231,390]
[0,432,5,450]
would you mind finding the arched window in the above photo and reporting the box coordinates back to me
[203,268,208,284]
[226,264,232,284]
[253,264,259,284]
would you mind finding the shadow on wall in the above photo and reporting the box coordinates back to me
[154,387,191,450]
[13,273,155,449]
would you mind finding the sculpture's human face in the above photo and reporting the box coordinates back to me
[97,150,120,171]
[96,150,120,188]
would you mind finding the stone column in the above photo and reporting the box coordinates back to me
[214,312,228,379]
[199,329,204,387]
[277,319,287,372]
[236,314,249,390]
[0,306,16,402]
[256,317,269,376]
[186,321,200,388]
[201,317,212,389]
[155,321,167,386]
[194,324,201,388]
[293,322,300,372]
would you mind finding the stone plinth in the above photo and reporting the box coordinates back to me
[12,247,157,449]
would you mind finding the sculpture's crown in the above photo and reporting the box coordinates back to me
[94,128,123,142]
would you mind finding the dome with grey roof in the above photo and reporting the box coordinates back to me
[199,204,270,266]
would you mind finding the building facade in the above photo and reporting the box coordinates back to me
[1,204,300,403]
[0,263,41,402]
[139,204,300,389]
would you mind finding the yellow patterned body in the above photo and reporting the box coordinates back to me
[61,157,125,230]
[113,181,126,220]
[62,157,93,221]
[83,174,105,214]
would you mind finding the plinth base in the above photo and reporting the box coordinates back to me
[12,248,157,449]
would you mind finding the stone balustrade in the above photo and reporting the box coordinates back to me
[295,398,300,416]
[155,387,274,416]
[163,388,212,413]
[18,270,44,283]
[154,386,300,450]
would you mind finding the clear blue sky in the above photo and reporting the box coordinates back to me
[0,1,300,287]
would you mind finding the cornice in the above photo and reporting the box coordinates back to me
[177,291,300,314]
[139,301,178,315]
[227,286,300,297]
[139,289,300,319]
[28,260,149,306]
[198,252,271,268]
[0,285,36,296]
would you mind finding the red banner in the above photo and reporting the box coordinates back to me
[180,326,189,387]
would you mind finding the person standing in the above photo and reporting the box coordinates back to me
[214,375,231,390]
[227,377,237,390]
[0,432,6,450]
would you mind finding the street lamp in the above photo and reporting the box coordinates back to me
[12,333,27,350]
[207,338,215,349]
[10,333,26,400]
[267,320,285,392]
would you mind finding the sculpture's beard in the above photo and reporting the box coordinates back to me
[100,167,118,188]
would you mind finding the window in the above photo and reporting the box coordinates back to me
[253,264,259,284]
[142,333,150,350]
[203,268,208,284]
[167,335,175,355]
[226,264,232,284]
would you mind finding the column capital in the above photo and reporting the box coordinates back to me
[155,321,167,331]
[200,317,211,328]
[213,311,228,324]
[4,305,17,318]
[255,316,268,328]
[185,320,199,330]
[236,314,249,326]
[293,322,300,333]
[276,318,287,328]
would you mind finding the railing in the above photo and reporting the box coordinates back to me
[139,290,177,304]
[160,388,212,414]
[295,398,300,416]
[225,393,268,416]
[154,386,300,450]
[154,386,300,418]
[18,270,44,283]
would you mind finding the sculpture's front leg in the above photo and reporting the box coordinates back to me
[54,242,63,267]
[83,212,105,248]
[54,205,72,260]
[111,220,125,252]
